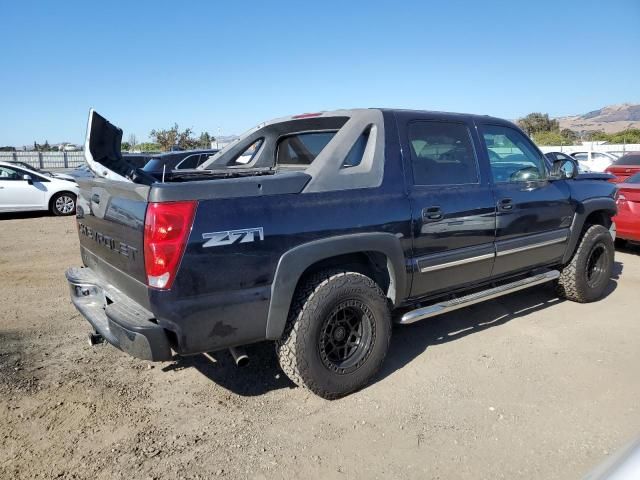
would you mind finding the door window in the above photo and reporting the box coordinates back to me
[481,125,547,183]
[176,154,201,169]
[407,121,479,186]
[0,166,23,180]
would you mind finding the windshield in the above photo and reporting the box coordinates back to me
[142,158,163,172]
[625,172,640,183]
[613,154,640,166]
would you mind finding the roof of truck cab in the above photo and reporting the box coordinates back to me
[270,108,515,126]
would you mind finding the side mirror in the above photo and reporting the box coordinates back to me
[551,159,578,180]
[22,174,33,184]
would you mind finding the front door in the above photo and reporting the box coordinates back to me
[476,123,574,277]
[0,165,46,211]
[397,113,497,298]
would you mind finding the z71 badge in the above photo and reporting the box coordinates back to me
[202,227,264,248]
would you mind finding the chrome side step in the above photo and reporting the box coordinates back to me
[398,270,560,325]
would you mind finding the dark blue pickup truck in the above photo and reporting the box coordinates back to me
[66,109,617,398]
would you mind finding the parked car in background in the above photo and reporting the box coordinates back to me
[613,171,640,244]
[69,164,94,179]
[141,149,219,180]
[544,151,575,164]
[544,152,614,180]
[0,161,79,215]
[605,152,640,183]
[570,151,617,172]
[7,160,76,181]
[123,153,155,169]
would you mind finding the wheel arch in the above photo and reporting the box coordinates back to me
[48,189,77,211]
[562,197,616,264]
[265,233,407,339]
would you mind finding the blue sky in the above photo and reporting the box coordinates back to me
[1,0,639,146]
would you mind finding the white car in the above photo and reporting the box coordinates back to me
[570,151,618,173]
[0,161,79,215]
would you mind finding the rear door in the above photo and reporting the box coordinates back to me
[396,112,496,298]
[476,122,574,277]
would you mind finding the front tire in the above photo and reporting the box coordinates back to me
[556,224,614,303]
[50,192,76,216]
[276,270,392,399]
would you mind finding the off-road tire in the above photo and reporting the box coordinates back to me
[276,270,392,399]
[556,224,614,303]
[50,192,76,216]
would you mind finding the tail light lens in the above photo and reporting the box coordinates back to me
[144,201,197,289]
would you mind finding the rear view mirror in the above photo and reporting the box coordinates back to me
[552,159,578,180]
[22,174,33,184]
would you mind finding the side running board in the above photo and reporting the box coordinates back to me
[397,270,560,325]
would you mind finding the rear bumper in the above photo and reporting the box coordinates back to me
[65,267,173,361]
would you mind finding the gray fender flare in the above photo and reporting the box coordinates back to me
[563,197,617,264]
[265,233,407,339]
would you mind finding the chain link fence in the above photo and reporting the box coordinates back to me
[0,151,85,169]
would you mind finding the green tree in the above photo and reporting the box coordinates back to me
[150,124,199,151]
[197,131,214,149]
[136,142,162,152]
[121,141,131,151]
[532,131,569,146]
[517,113,560,135]
[608,129,640,144]
[560,129,578,142]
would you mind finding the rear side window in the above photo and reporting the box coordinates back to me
[343,127,371,168]
[613,154,640,166]
[198,153,216,166]
[230,139,264,166]
[276,131,337,167]
[177,154,200,169]
[408,121,479,186]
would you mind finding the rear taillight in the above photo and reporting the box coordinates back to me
[144,201,197,289]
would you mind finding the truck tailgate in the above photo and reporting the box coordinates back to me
[76,177,151,305]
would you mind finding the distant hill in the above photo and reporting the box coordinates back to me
[557,103,640,133]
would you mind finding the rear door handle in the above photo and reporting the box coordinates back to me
[498,198,513,211]
[422,206,443,222]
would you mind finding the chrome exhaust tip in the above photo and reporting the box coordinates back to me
[229,346,249,367]
[88,332,104,346]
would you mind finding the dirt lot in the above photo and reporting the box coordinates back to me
[1,214,639,480]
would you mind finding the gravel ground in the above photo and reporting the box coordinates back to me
[1,214,639,479]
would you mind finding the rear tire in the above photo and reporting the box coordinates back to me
[276,270,392,399]
[556,224,614,303]
[50,192,76,216]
